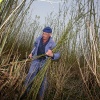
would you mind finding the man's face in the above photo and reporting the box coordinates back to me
[42,32,51,40]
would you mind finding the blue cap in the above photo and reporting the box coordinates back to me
[43,27,52,33]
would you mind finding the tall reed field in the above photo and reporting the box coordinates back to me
[0,0,100,100]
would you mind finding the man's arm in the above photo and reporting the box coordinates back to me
[46,42,60,60]
[29,47,36,59]
[28,37,39,58]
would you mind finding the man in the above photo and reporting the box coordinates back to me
[25,27,60,100]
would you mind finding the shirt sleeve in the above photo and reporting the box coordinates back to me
[31,37,39,56]
[51,41,60,60]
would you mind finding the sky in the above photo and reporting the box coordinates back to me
[23,0,100,44]
[28,0,65,25]
[25,0,100,28]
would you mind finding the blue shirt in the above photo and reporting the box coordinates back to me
[31,35,60,60]
[37,37,50,60]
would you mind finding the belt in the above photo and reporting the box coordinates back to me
[38,56,46,61]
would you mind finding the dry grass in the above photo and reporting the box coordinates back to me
[0,0,100,100]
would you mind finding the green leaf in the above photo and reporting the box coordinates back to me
[0,0,3,3]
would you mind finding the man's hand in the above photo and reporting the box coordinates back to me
[29,53,33,58]
[46,50,53,57]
